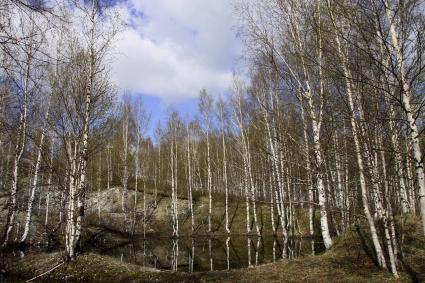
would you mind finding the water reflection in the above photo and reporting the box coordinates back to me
[96,236,317,273]
[226,237,230,270]
[171,239,178,272]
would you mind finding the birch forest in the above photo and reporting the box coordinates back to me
[1,0,425,282]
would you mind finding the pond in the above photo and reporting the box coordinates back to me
[93,235,323,273]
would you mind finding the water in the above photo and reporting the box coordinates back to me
[94,236,318,273]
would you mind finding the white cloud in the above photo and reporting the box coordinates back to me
[110,0,241,101]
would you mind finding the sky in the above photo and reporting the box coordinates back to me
[110,0,244,135]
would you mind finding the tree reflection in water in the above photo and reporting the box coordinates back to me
[96,235,321,273]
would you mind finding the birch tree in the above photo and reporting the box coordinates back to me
[379,0,425,235]
[50,0,120,259]
[199,90,214,233]
[217,98,230,233]
[20,94,52,242]
[2,15,42,245]
[326,0,387,269]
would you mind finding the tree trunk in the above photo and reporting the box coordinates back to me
[2,40,32,245]
[383,0,425,234]
[21,99,51,242]
[328,1,386,268]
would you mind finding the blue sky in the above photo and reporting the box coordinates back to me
[140,94,199,136]
[109,0,244,137]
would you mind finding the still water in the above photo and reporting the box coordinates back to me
[94,236,320,273]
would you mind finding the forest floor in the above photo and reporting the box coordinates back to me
[2,188,425,282]
[4,216,425,283]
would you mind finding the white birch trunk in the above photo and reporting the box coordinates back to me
[170,134,176,237]
[219,103,230,233]
[66,0,96,258]
[285,2,331,248]
[121,111,129,224]
[379,134,399,276]
[44,137,54,228]
[3,39,32,245]
[186,125,194,233]
[21,98,51,242]
[328,1,386,268]
[134,133,139,235]
[45,138,54,226]
[174,137,179,237]
[65,139,77,259]
[383,0,425,234]
[298,91,315,247]
[206,123,212,233]
[246,138,260,236]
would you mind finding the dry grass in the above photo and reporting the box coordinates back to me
[6,221,424,283]
[6,251,191,283]
[4,196,425,283]
[214,231,408,283]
